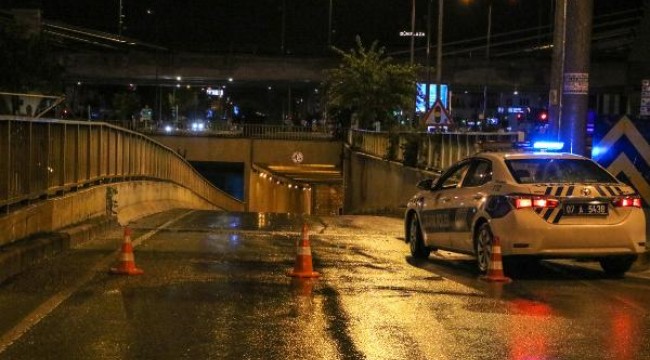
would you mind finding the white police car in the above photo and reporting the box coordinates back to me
[404,142,647,277]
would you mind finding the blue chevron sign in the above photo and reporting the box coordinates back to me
[592,116,650,207]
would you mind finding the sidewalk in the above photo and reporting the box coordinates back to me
[0,216,118,284]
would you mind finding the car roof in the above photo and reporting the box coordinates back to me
[474,151,589,162]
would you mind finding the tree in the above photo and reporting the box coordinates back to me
[113,92,140,121]
[322,36,418,130]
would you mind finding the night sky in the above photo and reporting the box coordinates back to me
[0,0,644,54]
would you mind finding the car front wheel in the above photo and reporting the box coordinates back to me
[475,223,493,274]
[599,256,636,277]
[409,215,431,259]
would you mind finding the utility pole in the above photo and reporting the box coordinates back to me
[328,0,333,47]
[281,0,286,54]
[426,0,432,111]
[481,2,492,121]
[118,0,125,37]
[410,0,416,126]
[436,0,443,109]
[410,0,416,65]
[548,0,593,156]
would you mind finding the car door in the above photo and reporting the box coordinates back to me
[419,160,472,250]
[448,159,493,252]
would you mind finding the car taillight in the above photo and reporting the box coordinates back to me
[511,196,559,209]
[614,196,642,208]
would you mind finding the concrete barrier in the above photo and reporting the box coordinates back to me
[0,180,223,284]
[0,181,219,248]
[343,146,438,216]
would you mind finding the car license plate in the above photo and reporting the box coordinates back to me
[563,203,608,216]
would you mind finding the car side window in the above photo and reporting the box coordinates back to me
[462,160,492,187]
[435,162,471,190]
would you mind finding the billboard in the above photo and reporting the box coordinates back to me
[416,83,448,112]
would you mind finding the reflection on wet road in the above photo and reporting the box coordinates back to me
[1,210,650,359]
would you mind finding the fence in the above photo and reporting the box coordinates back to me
[0,116,243,211]
[135,122,335,141]
[348,129,523,170]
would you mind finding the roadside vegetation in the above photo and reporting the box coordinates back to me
[322,36,418,131]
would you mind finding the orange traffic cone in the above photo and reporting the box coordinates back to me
[110,226,144,275]
[480,236,511,283]
[287,224,320,278]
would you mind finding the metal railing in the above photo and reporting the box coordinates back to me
[133,122,336,141]
[347,129,523,171]
[0,116,243,211]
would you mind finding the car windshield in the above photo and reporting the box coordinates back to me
[506,158,618,184]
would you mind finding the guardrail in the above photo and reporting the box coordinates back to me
[134,122,336,141]
[347,129,523,170]
[0,116,244,212]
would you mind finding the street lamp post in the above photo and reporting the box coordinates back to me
[410,0,416,65]
[281,0,286,54]
[409,0,417,126]
[426,0,444,113]
[436,0,443,109]
[328,0,333,47]
[118,0,124,37]
[482,2,492,120]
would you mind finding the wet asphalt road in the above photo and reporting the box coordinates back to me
[1,209,650,359]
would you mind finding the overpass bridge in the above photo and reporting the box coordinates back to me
[43,4,647,95]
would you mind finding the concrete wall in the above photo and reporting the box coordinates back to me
[0,181,218,247]
[313,184,344,216]
[149,135,343,211]
[343,146,437,216]
[149,136,342,165]
[248,174,312,214]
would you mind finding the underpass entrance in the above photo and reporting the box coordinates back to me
[250,163,342,215]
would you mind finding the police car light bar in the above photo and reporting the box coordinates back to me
[532,141,564,151]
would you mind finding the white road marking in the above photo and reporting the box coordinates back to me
[0,210,195,354]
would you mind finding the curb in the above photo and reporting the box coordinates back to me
[0,216,117,285]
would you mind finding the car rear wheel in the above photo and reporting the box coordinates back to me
[409,215,431,259]
[599,256,635,277]
[475,223,493,274]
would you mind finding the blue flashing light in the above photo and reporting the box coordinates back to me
[591,145,608,158]
[533,141,564,151]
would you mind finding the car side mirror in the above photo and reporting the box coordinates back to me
[416,178,435,190]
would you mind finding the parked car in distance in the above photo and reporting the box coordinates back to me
[404,143,647,277]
